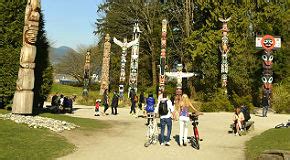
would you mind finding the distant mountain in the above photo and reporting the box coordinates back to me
[49,46,75,64]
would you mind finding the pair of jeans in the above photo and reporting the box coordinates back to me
[130,101,136,114]
[263,105,269,117]
[160,117,172,143]
[104,104,109,113]
[111,106,117,115]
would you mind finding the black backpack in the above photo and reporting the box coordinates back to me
[158,100,168,116]
[241,106,251,122]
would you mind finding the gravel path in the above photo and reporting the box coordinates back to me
[57,104,290,160]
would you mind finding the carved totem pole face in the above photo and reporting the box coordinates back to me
[262,75,273,90]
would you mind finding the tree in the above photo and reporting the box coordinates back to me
[33,13,53,111]
[54,45,103,84]
[0,1,26,106]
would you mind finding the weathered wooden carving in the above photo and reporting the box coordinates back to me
[219,17,231,93]
[128,23,141,93]
[159,19,167,95]
[113,37,138,98]
[12,0,40,114]
[83,50,91,96]
[100,34,111,95]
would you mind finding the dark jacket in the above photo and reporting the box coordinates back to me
[103,94,109,105]
[146,97,155,107]
[139,93,145,104]
[111,94,119,107]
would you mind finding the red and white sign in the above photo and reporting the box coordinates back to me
[256,35,281,50]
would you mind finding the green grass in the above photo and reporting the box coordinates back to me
[0,120,75,160]
[0,109,10,114]
[50,83,132,107]
[40,113,110,131]
[245,128,290,159]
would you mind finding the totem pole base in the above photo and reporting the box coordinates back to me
[12,91,33,114]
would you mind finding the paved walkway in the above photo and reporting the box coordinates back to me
[57,104,290,160]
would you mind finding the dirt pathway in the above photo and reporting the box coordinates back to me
[58,104,290,160]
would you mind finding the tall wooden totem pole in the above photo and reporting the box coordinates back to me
[100,34,111,95]
[113,37,138,98]
[159,19,168,95]
[256,35,281,106]
[12,0,41,114]
[219,17,231,95]
[128,23,141,93]
[83,50,91,96]
[165,64,196,101]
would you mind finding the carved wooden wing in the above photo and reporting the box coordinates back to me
[181,73,195,78]
[165,72,178,78]
[126,39,138,48]
[113,37,124,47]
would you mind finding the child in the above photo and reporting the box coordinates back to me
[95,99,101,116]
[233,107,245,136]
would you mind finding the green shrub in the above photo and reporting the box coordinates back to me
[272,83,290,113]
[200,89,233,112]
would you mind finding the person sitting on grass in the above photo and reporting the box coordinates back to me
[233,106,245,136]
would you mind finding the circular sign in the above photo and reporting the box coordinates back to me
[261,35,275,50]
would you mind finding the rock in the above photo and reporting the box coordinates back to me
[258,150,290,160]
[0,113,79,132]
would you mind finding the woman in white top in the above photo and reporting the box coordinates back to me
[233,107,245,136]
[178,94,199,146]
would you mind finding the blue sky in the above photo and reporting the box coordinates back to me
[42,0,103,50]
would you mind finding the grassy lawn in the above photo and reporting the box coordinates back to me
[50,83,132,107]
[0,120,75,160]
[0,110,110,159]
[245,128,290,159]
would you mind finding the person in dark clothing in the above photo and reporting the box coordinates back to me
[137,92,145,117]
[262,94,270,117]
[111,91,119,115]
[103,89,109,114]
[51,93,59,107]
[129,88,136,115]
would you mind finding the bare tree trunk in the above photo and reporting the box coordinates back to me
[151,44,157,87]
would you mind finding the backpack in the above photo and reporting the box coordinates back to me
[158,100,168,116]
[241,105,251,122]
[145,105,154,112]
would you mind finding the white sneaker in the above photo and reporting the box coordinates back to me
[165,142,170,146]
[160,143,165,146]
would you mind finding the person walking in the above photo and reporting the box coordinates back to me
[145,93,155,125]
[262,94,270,117]
[103,89,109,115]
[111,91,119,115]
[137,91,145,117]
[129,88,136,115]
[177,94,199,146]
[156,92,174,146]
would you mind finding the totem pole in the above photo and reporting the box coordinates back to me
[219,17,231,95]
[100,34,111,95]
[159,19,168,96]
[12,0,41,114]
[165,64,196,101]
[83,50,91,96]
[128,23,141,93]
[256,35,281,107]
[113,37,138,98]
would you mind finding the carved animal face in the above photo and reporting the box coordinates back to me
[262,54,273,66]
[262,76,273,89]
[25,29,38,44]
